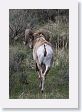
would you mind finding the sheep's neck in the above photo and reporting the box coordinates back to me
[32,37,51,49]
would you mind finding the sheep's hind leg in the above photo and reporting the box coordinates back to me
[41,66,50,93]
[41,76,45,93]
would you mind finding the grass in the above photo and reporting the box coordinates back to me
[9,43,69,99]
[9,67,69,99]
[9,20,69,99]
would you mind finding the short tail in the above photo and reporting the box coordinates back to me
[44,44,47,57]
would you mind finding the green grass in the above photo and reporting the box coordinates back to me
[9,21,69,99]
[9,44,69,99]
[9,67,69,99]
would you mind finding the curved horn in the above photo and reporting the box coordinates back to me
[24,29,33,45]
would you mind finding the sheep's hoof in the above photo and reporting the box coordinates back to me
[41,90,44,93]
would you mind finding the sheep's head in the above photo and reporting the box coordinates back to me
[24,29,50,48]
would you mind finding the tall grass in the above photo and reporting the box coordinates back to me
[9,43,69,99]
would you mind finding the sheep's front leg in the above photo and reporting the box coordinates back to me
[38,70,43,89]
[39,79,42,88]
[36,63,41,79]
[37,71,43,89]
[36,63,43,88]
[35,62,45,92]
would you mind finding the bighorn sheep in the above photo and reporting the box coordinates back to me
[24,29,53,92]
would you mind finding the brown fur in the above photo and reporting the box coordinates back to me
[35,29,51,41]
[33,36,51,49]
[24,29,51,45]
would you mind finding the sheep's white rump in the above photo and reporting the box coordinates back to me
[36,44,53,67]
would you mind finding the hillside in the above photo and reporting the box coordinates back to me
[9,9,69,99]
